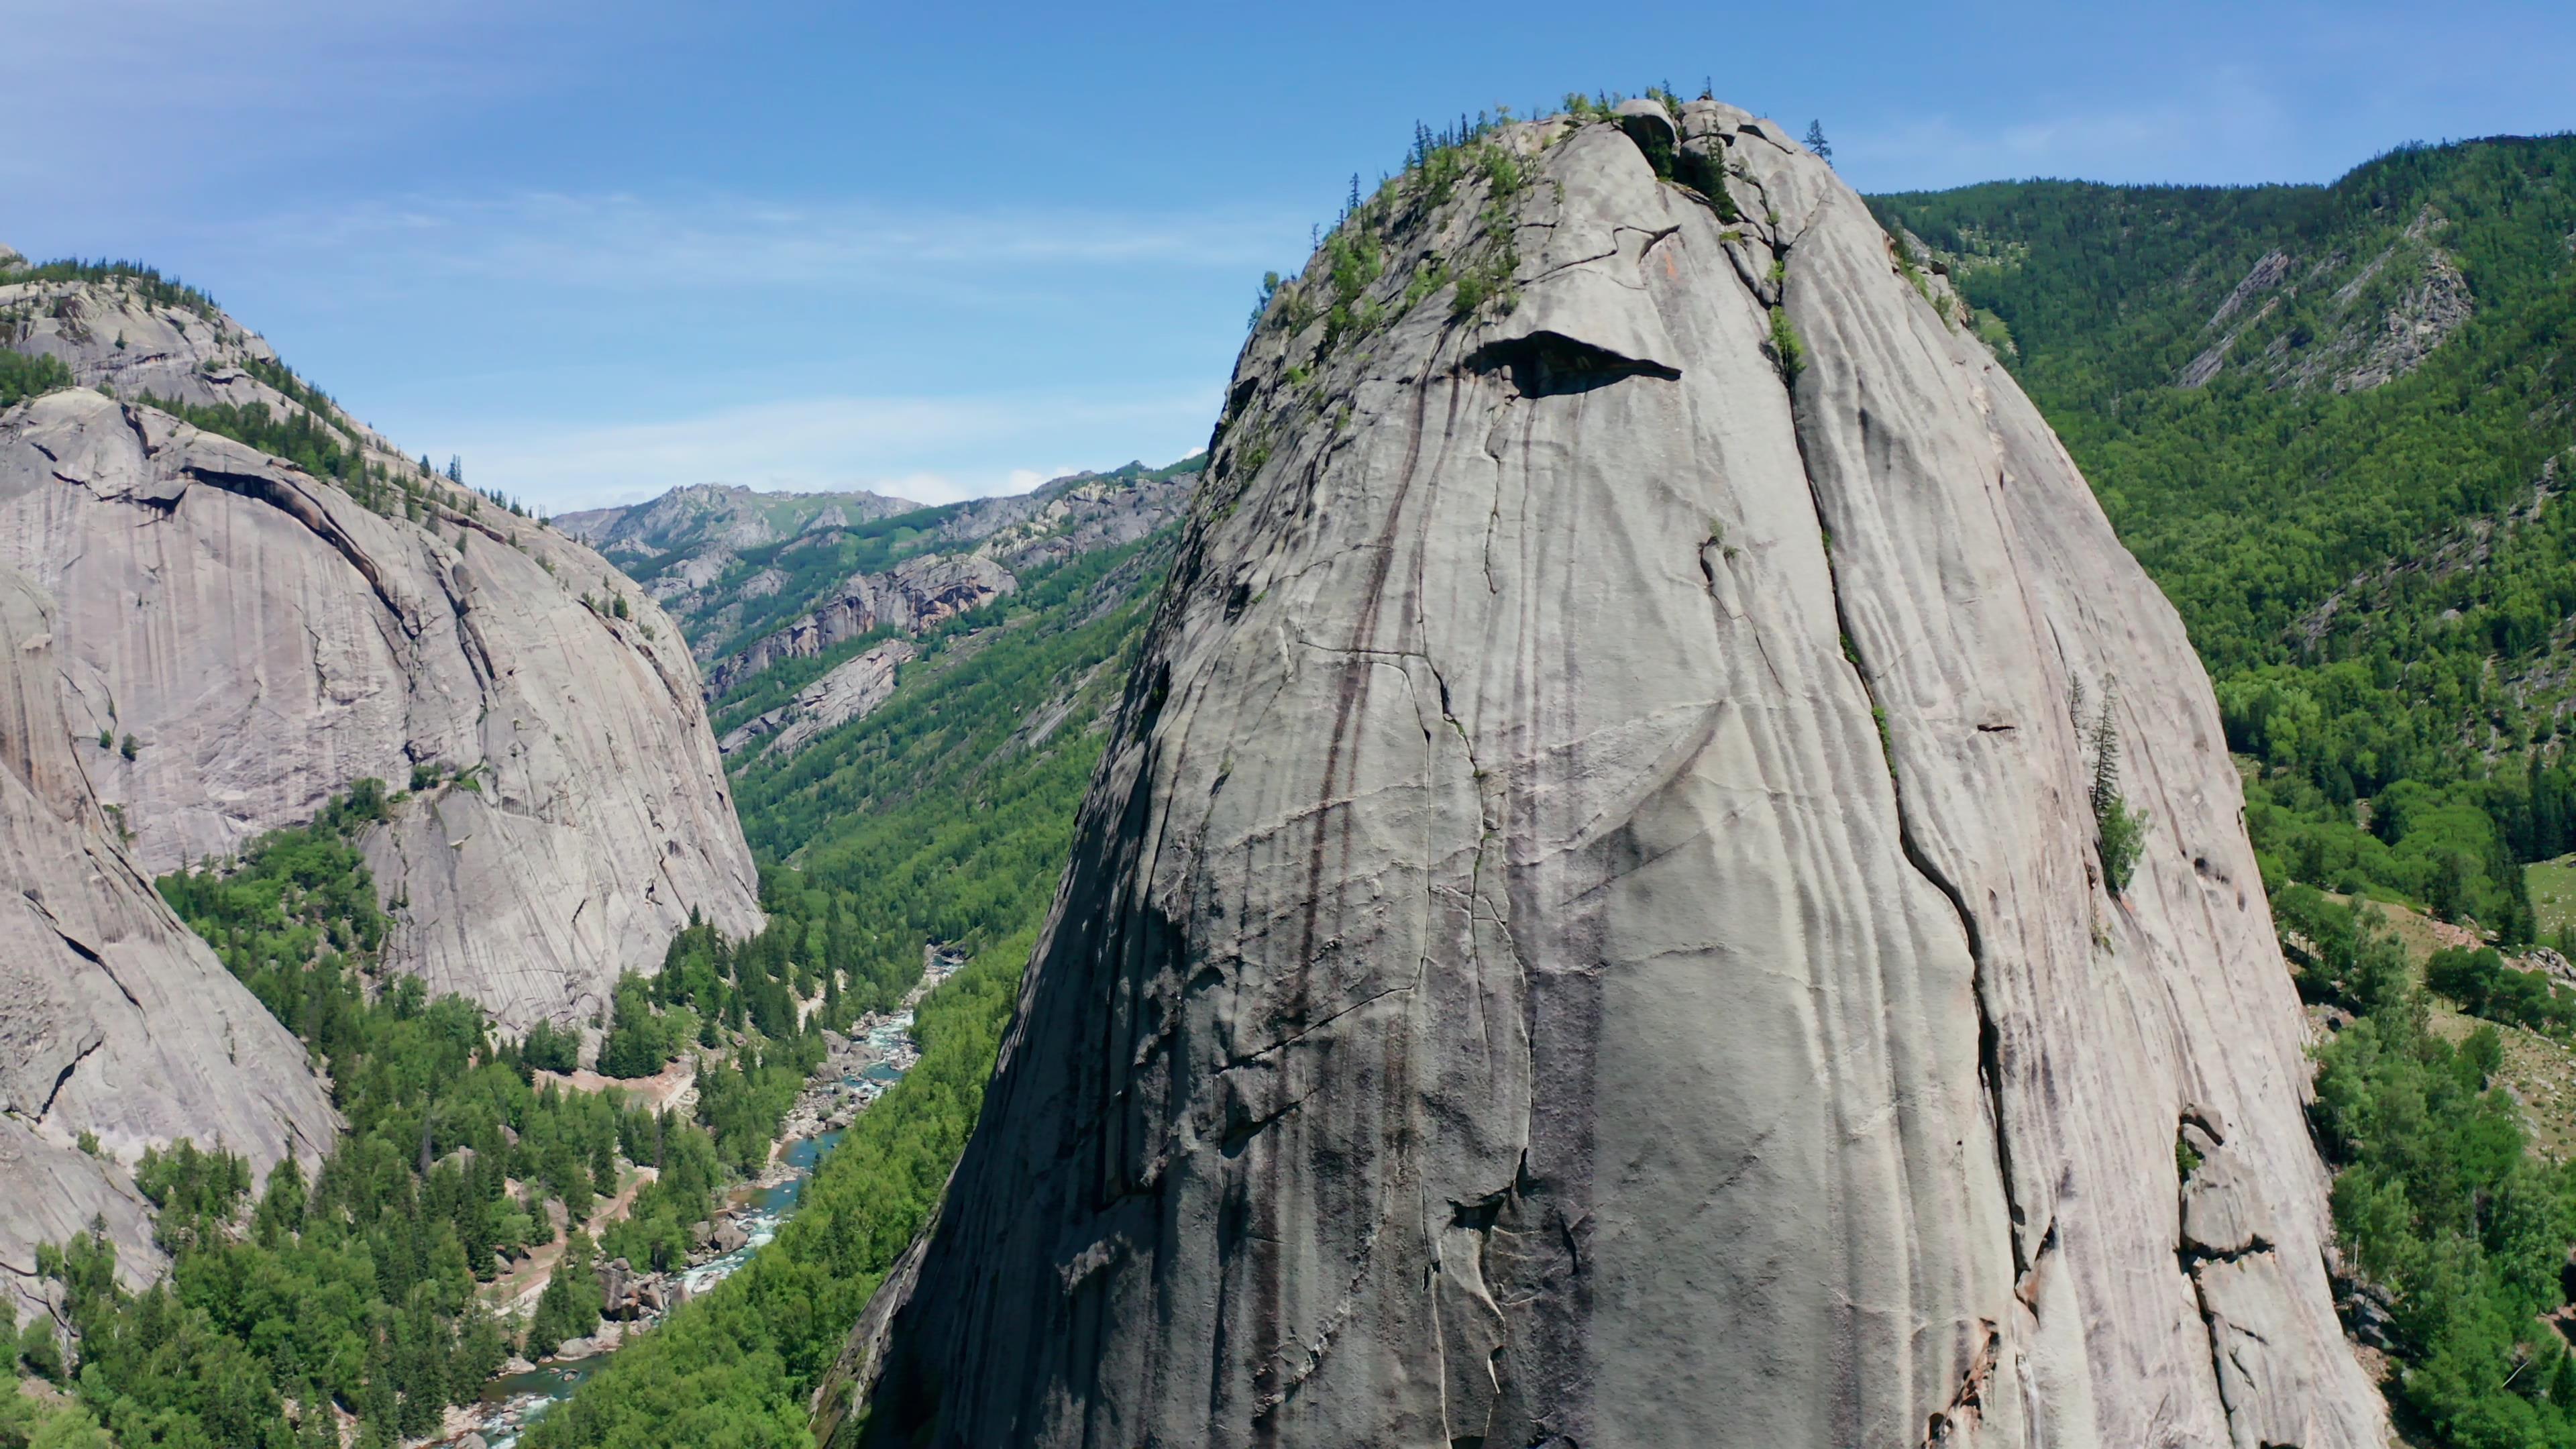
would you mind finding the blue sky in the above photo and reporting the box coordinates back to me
[3,1,2568,511]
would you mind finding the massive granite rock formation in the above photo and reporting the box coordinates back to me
[0,385,762,1031]
[827,102,2384,1448]
[0,561,336,1323]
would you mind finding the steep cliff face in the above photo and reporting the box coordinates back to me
[833,103,2383,1448]
[0,560,336,1322]
[0,382,762,1031]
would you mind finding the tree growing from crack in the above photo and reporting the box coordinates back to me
[2073,676,2149,894]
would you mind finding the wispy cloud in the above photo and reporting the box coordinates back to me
[219,191,1302,292]
[451,386,1219,511]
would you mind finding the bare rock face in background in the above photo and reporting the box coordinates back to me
[704,553,1016,696]
[0,383,763,1032]
[572,461,1198,698]
[0,561,337,1324]
[718,639,918,759]
[829,103,2384,1448]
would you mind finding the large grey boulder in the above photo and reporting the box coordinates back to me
[0,562,336,1323]
[0,388,762,1031]
[826,109,2383,1448]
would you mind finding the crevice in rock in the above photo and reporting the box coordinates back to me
[431,561,500,696]
[1220,980,1413,1071]
[1249,1222,1382,1424]
[1460,331,1680,398]
[186,464,413,635]
[36,1036,103,1124]
[1921,1319,1999,1444]
[2012,1219,2060,1312]
[1798,429,2022,1259]
[1746,231,2033,1295]
[1220,1088,1310,1158]
[1517,246,1623,288]
[2185,1233,2281,1441]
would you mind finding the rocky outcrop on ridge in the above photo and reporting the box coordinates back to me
[2179,205,2470,393]
[0,385,763,1031]
[702,554,1014,696]
[936,464,1198,574]
[717,639,916,757]
[827,101,2384,1448]
[0,258,425,463]
[3,266,282,412]
[0,561,337,1323]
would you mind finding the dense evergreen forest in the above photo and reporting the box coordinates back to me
[1874,135,2576,938]
[1879,134,2576,1448]
[11,782,850,1447]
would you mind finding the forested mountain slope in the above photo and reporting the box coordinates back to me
[0,239,1193,1444]
[1872,136,2576,935]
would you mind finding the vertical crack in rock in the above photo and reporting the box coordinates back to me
[431,560,500,697]
[1922,1320,2000,1445]
[1754,237,2031,1282]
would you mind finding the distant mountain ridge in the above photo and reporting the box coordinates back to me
[555,482,926,560]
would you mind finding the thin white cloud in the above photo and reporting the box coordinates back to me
[451,387,1218,512]
[222,191,1302,292]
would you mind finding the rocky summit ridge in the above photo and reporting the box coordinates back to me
[824,98,2385,1448]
